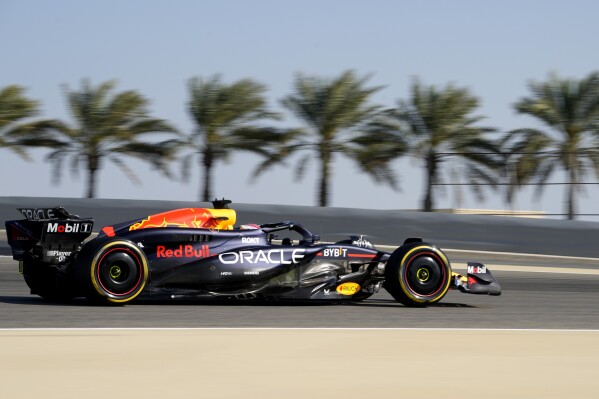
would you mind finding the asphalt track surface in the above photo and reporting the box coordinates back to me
[2,254,599,329]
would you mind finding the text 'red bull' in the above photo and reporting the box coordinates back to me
[156,245,210,258]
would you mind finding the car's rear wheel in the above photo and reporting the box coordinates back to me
[384,243,451,307]
[77,239,148,305]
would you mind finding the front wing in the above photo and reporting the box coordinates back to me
[451,262,501,295]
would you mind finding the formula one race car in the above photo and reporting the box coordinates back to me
[5,200,501,306]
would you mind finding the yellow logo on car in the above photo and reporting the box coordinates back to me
[336,282,361,296]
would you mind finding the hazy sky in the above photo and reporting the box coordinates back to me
[2,0,599,219]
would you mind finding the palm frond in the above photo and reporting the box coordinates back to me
[180,153,196,182]
[109,155,141,185]
[0,85,39,130]
[294,154,312,182]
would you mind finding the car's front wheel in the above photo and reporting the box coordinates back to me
[384,243,452,307]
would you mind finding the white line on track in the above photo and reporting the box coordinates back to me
[445,248,599,261]
[377,245,599,261]
[451,263,599,275]
[1,327,599,332]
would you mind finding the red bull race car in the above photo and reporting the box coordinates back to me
[5,200,501,306]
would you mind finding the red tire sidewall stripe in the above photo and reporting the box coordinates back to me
[402,251,448,298]
[96,247,143,297]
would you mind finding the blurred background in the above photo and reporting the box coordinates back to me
[2,0,599,220]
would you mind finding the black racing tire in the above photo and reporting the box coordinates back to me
[22,256,76,301]
[384,243,452,307]
[76,239,149,305]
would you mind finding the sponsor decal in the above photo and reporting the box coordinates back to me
[336,282,361,296]
[10,226,33,242]
[20,208,57,221]
[244,271,259,275]
[241,237,261,244]
[352,236,374,248]
[156,245,211,258]
[220,271,232,276]
[46,250,71,262]
[323,288,330,296]
[46,250,72,257]
[46,222,93,234]
[467,265,487,274]
[219,249,305,265]
[321,248,347,257]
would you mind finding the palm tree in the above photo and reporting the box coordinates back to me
[348,109,409,192]
[267,70,385,207]
[182,75,293,201]
[46,80,178,198]
[502,72,599,220]
[397,79,499,212]
[0,85,61,159]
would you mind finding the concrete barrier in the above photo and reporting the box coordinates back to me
[1,196,598,257]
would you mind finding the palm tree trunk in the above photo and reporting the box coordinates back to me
[503,154,514,209]
[201,150,213,202]
[566,156,577,220]
[318,147,331,207]
[422,153,437,212]
[86,155,99,199]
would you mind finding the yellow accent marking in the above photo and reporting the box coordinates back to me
[399,246,452,304]
[336,282,361,296]
[90,241,149,303]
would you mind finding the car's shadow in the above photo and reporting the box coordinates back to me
[0,295,91,307]
[343,299,475,308]
[0,295,475,308]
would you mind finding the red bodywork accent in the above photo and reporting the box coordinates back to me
[102,226,115,237]
[96,248,143,296]
[347,253,376,258]
[468,276,478,286]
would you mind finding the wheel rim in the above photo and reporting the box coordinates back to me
[416,267,430,282]
[403,252,447,297]
[96,248,142,296]
[110,265,122,279]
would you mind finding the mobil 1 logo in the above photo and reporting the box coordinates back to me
[45,221,93,234]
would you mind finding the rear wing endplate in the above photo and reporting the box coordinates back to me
[6,207,94,263]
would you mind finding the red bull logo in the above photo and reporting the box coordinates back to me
[129,208,236,231]
[156,245,211,258]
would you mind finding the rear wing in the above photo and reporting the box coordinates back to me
[5,207,94,264]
